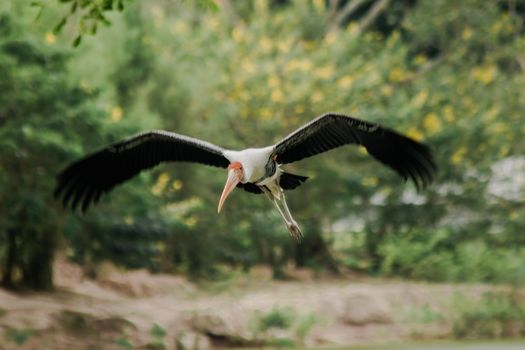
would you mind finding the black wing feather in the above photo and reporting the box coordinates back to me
[236,182,264,194]
[273,113,437,189]
[55,130,229,211]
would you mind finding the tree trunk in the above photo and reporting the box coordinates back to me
[1,229,16,288]
[20,230,55,291]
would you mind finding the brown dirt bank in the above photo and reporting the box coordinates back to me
[0,259,518,349]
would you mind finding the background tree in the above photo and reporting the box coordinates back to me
[1,0,524,289]
[0,12,111,289]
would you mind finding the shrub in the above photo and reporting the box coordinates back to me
[452,290,525,339]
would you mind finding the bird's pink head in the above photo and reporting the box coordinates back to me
[218,162,244,213]
[228,162,243,171]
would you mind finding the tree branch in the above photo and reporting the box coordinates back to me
[358,0,391,32]
[327,0,341,23]
[329,0,367,31]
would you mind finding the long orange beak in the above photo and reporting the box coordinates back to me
[217,168,241,213]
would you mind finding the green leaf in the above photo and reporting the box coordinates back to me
[72,34,82,47]
[53,17,67,34]
[102,0,113,11]
[70,1,78,14]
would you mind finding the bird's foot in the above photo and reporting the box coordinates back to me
[287,221,303,243]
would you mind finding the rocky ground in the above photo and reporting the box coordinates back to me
[0,259,507,350]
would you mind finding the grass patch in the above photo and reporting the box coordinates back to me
[148,323,167,349]
[452,290,525,339]
[5,328,36,345]
[115,336,133,349]
[257,306,294,332]
[255,306,322,347]
[400,304,445,324]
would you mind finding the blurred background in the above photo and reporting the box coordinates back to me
[0,0,524,349]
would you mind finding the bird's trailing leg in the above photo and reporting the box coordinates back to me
[262,187,303,242]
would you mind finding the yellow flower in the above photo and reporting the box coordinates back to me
[443,106,454,122]
[313,0,325,12]
[311,91,323,103]
[151,5,164,26]
[451,147,466,165]
[278,37,293,53]
[324,32,337,45]
[208,16,220,30]
[490,21,502,34]
[491,122,506,134]
[270,90,284,103]
[337,76,354,89]
[414,54,427,65]
[184,216,198,227]
[268,75,280,88]
[299,60,313,71]
[499,146,509,157]
[472,65,496,85]
[423,112,441,135]
[151,173,170,196]
[285,58,312,73]
[171,21,188,34]
[45,32,56,44]
[346,22,359,35]
[484,106,499,122]
[412,90,428,107]
[232,26,245,42]
[462,28,473,40]
[381,85,393,97]
[294,105,305,114]
[406,127,424,141]
[111,106,123,122]
[314,65,335,80]
[362,176,379,187]
[301,40,316,51]
[260,107,273,120]
[260,37,273,52]
[254,0,268,13]
[172,180,183,191]
[388,67,407,82]
[241,60,255,74]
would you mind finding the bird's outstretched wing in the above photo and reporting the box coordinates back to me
[55,130,229,212]
[272,113,437,189]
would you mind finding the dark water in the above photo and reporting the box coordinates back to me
[331,341,525,350]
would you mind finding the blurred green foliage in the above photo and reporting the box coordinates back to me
[5,328,36,345]
[0,0,524,289]
[257,306,295,331]
[452,290,525,338]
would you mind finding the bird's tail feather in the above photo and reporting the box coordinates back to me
[280,172,308,191]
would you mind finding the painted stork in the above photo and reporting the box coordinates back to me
[54,113,437,241]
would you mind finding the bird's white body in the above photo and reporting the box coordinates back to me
[223,146,275,184]
[222,146,299,238]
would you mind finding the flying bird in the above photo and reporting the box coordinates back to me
[54,113,437,241]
